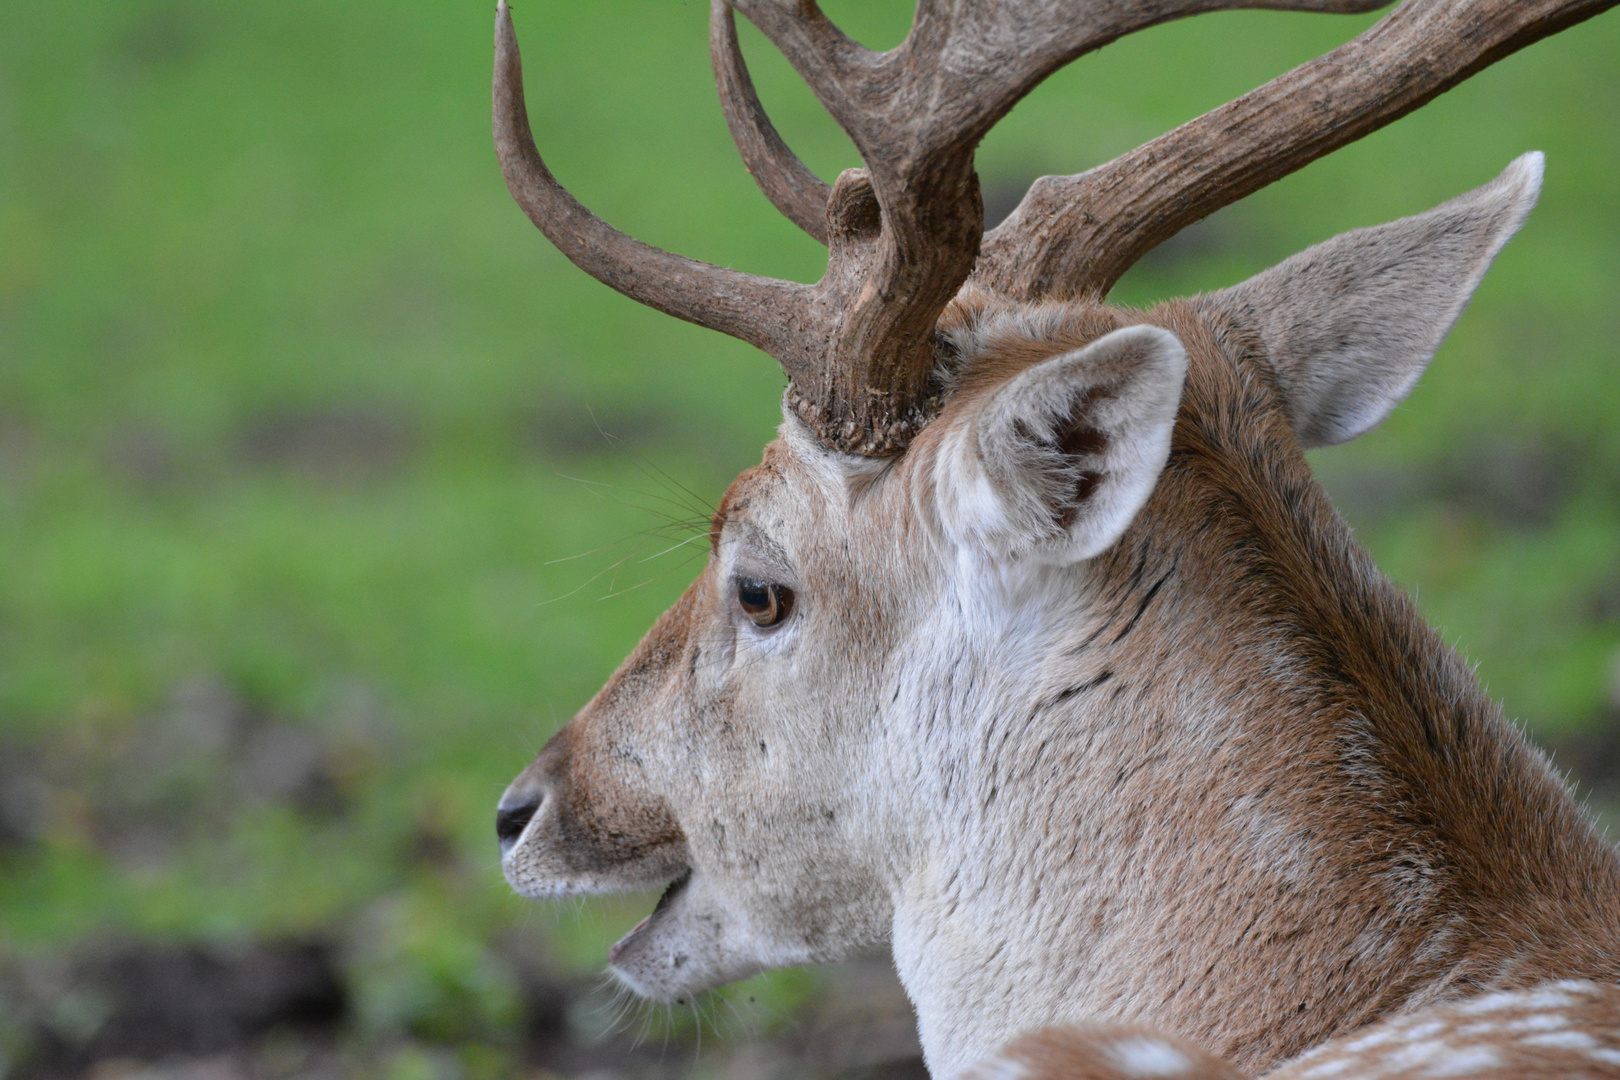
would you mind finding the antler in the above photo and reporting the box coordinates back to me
[719,0,1392,247]
[974,0,1620,300]
[496,0,948,454]
[710,1,832,244]
[715,0,1396,451]
[493,2,811,362]
[497,0,1615,456]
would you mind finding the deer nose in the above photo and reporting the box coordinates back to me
[496,785,543,854]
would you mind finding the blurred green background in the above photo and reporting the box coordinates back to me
[1,2,1617,1078]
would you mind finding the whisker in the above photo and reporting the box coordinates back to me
[556,470,715,526]
[637,532,709,564]
[633,454,721,522]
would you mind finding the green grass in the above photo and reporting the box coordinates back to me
[2,0,1619,1061]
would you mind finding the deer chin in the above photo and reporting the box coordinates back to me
[605,868,782,1002]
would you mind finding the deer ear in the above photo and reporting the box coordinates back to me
[941,325,1187,564]
[1202,152,1543,449]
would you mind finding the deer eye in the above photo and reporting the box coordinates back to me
[736,578,793,628]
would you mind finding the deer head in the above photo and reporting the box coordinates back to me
[490,1,1620,1074]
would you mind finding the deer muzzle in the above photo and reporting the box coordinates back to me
[498,723,689,899]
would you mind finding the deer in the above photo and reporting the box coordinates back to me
[487,0,1620,1076]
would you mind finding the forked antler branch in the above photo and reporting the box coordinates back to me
[975,0,1620,300]
[496,0,1616,456]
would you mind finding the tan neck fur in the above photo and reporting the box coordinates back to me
[890,300,1620,1074]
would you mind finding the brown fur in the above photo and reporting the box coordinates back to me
[1091,297,1620,1060]
[917,293,1620,1065]
[964,983,1620,1080]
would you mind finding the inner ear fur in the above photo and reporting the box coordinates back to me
[1201,152,1544,449]
[963,324,1188,564]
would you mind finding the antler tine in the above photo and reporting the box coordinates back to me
[734,0,1393,181]
[493,0,812,360]
[976,0,1619,302]
[710,0,1398,456]
[710,0,833,244]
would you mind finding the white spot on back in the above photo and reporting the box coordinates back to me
[1344,1028,1401,1052]
[1107,1038,1193,1078]
[1587,1047,1620,1066]
[1298,1057,1355,1079]
[1457,992,1526,1016]
[1404,1021,1446,1041]
[1504,1013,1571,1032]
[1550,979,1600,995]
[1519,989,1580,1011]
[971,1054,1029,1080]
[1384,1040,1450,1071]
[1521,1030,1598,1050]
[1420,1046,1501,1077]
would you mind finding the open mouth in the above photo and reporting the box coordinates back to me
[607,868,692,964]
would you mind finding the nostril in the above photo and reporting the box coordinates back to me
[496,794,541,849]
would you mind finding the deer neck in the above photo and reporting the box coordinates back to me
[886,352,1620,1078]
